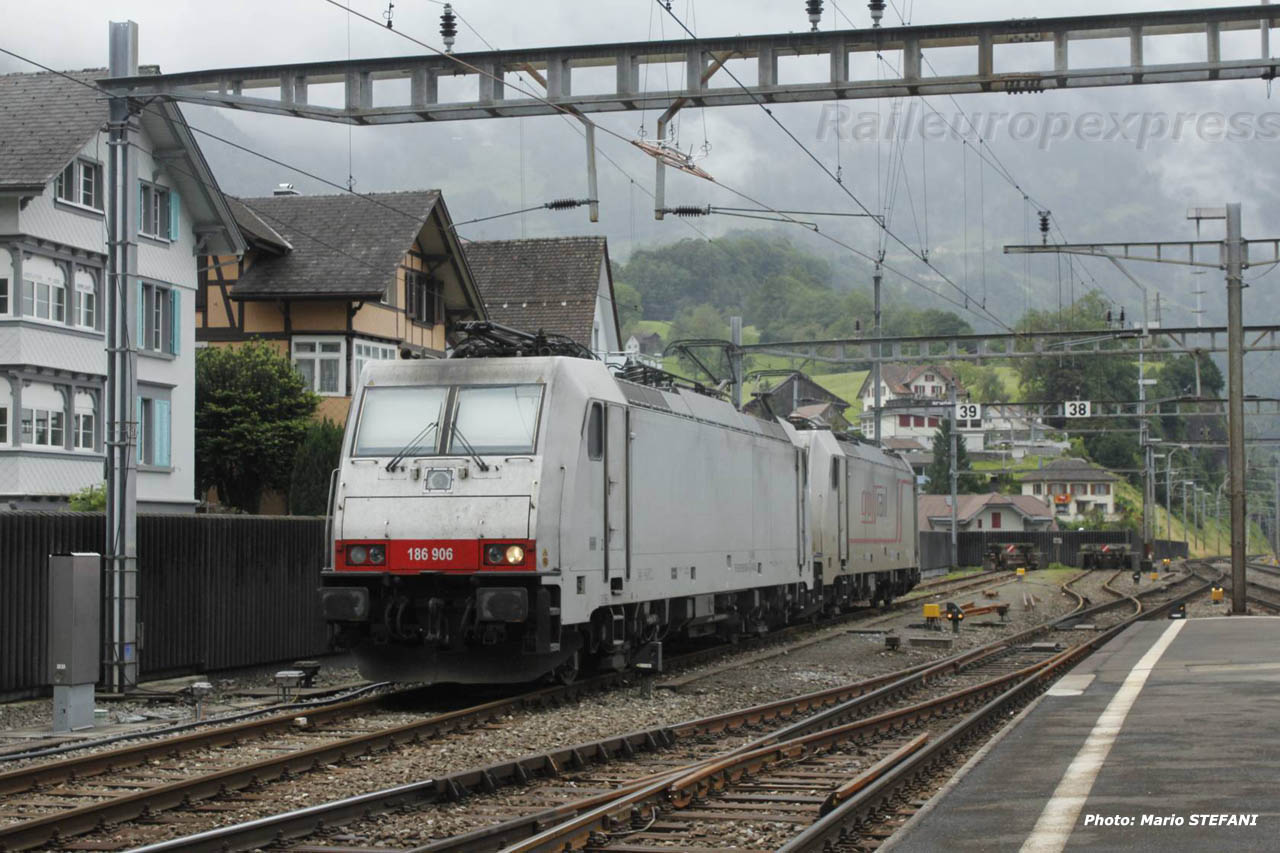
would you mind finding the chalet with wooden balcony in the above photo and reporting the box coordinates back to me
[197,188,486,423]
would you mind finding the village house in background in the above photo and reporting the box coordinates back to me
[745,372,851,429]
[917,493,1058,533]
[196,187,486,424]
[464,236,620,359]
[1017,457,1120,522]
[855,363,987,450]
[0,68,242,510]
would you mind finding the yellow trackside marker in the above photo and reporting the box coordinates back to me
[1150,572,1159,581]
[1017,567,1026,578]
[923,603,941,619]
[1212,587,1224,602]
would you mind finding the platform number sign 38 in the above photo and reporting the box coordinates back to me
[1064,400,1092,418]
[955,402,981,422]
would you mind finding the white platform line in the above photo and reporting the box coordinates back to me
[1019,620,1187,853]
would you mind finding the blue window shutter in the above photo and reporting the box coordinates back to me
[168,190,180,241]
[169,289,180,354]
[154,400,171,467]
[136,281,146,348]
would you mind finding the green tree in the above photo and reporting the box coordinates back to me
[614,280,644,338]
[924,419,985,494]
[196,341,318,513]
[288,419,345,515]
[68,483,106,511]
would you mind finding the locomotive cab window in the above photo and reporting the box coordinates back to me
[354,385,447,456]
[449,384,543,455]
[587,402,603,460]
[831,458,840,488]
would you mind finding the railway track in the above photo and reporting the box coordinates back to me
[0,579,1025,853]
[112,567,1205,853]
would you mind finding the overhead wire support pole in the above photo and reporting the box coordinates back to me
[873,261,883,445]
[949,382,958,571]
[1225,202,1248,612]
[105,20,140,693]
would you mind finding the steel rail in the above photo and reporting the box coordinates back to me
[0,621,871,852]
[493,565,1212,853]
[778,562,1221,852]
[117,567,1177,853]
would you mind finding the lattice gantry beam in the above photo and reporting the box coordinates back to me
[100,5,1280,124]
[743,325,1280,365]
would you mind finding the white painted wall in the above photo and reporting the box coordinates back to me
[2,129,199,509]
[593,262,619,357]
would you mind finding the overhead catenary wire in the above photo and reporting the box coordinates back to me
[652,0,1015,333]
[325,1,1017,328]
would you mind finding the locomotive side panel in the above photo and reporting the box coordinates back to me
[570,406,801,612]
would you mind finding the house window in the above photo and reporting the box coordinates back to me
[991,511,1002,529]
[0,378,8,445]
[21,255,67,323]
[924,374,935,382]
[1092,483,1111,496]
[898,414,911,428]
[1071,483,1086,494]
[54,160,104,212]
[0,247,11,315]
[353,339,397,388]
[139,181,179,241]
[136,392,171,467]
[927,416,940,428]
[73,391,95,451]
[293,336,345,395]
[74,267,97,330]
[1032,483,1043,495]
[138,283,179,353]
[405,270,442,325]
[20,407,64,448]
[913,416,925,428]
[913,385,925,395]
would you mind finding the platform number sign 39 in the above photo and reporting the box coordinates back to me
[955,402,981,422]
[1064,400,1092,418]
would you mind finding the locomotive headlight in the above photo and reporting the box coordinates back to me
[505,545,525,565]
[368,545,385,565]
[348,545,368,565]
[485,544,505,565]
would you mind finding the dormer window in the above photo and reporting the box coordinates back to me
[54,159,103,212]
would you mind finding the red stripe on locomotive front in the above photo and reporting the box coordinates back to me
[335,539,537,573]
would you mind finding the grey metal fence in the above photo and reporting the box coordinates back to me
[0,512,329,700]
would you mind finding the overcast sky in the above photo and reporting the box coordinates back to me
[3,0,1279,343]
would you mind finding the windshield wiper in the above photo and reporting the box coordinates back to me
[385,419,439,472]
[450,425,491,472]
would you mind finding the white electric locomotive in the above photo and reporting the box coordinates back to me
[320,346,918,685]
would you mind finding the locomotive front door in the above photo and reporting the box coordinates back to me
[604,403,630,588]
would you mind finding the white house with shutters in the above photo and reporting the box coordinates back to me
[0,66,242,510]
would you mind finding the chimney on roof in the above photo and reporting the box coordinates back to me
[273,183,300,196]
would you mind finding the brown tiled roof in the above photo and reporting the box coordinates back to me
[0,70,106,191]
[1017,457,1120,483]
[230,190,441,299]
[465,237,612,347]
[856,363,966,399]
